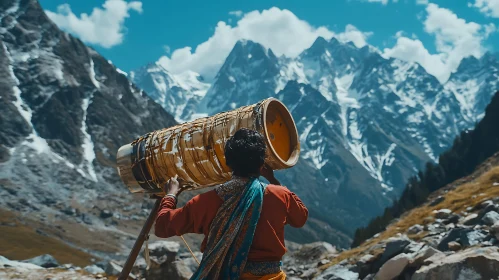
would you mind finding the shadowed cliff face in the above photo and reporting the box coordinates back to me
[0,0,177,258]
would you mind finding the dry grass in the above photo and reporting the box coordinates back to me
[0,210,93,267]
[320,165,499,271]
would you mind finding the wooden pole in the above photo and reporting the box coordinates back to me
[118,198,162,280]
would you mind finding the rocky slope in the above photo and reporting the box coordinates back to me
[133,38,499,246]
[4,155,499,280]
[309,153,499,279]
[0,0,177,260]
[353,90,499,246]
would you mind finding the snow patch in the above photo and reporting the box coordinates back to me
[4,44,33,126]
[334,73,358,136]
[80,95,98,182]
[89,59,100,89]
[117,68,128,77]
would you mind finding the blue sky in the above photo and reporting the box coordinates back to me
[39,0,498,82]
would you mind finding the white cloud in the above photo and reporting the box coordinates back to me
[383,3,495,82]
[471,0,499,17]
[45,0,142,48]
[367,0,389,4]
[229,10,243,17]
[357,0,400,4]
[336,24,373,48]
[157,7,371,80]
[416,0,429,5]
[163,45,171,54]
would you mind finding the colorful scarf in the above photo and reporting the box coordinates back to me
[190,177,266,280]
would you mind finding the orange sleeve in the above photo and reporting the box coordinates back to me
[154,195,204,238]
[286,189,308,228]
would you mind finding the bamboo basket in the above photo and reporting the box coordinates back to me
[116,98,300,193]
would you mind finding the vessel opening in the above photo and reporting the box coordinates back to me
[264,99,300,167]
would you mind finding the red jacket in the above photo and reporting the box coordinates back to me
[155,184,308,262]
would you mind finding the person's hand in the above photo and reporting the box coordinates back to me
[163,175,185,196]
[260,164,275,181]
[260,164,281,185]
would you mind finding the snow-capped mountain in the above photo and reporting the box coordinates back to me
[130,63,210,121]
[0,0,177,257]
[133,37,499,246]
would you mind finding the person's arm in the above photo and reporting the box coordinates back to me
[286,190,308,228]
[260,164,281,185]
[154,176,201,238]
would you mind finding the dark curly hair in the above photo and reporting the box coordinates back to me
[224,128,267,177]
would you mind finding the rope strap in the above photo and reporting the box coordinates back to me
[181,235,200,265]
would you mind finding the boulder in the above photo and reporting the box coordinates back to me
[433,209,452,219]
[179,252,203,273]
[22,254,59,268]
[404,242,425,256]
[318,259,331,266]
[480,200,494,209]
[84,264,105,274]
[437,228,471,251]
[408,224,424,235]
[380,236,411,263]
[447,241,461,251]
[105,261,123,276]
[482,211,499,225]
[1,255,43,270]
[421,235,441,249]
[425,223,445,234]
[443,215,460,225]
[461,230,488,247]
[316,263,359,280]
[462,214,479,226]
[301,268,319,278]
[357,254,377,278]
[490,222,499,239]
[170,261,193,280]
[423,216,434,224]
[285,240,303,253]
[146,240,181,265]
[294,242,337,261]
[479,203,497,217]
[445,223,455,231]
[412,247,499,280]
[376,253,410,280]
[100,209,113,219]
[429,196,445,206]
[411,247,443,267]
[363,274,375,280]
[148,241,181,256]
[359,254,375,264]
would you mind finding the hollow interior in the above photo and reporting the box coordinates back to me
[264,100,299,165]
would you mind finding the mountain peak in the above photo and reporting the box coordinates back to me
[234,39,266,53]
[454,55,481,73]
[480,52,498,64]
[329,37,340,46]
[301,36,329,57]
[222,39,278,69]
[311,36,329,50]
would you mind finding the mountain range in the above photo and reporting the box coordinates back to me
[131,36,499,247]
[1,0,499,251]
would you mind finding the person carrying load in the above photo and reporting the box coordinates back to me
[155,128,309,280]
